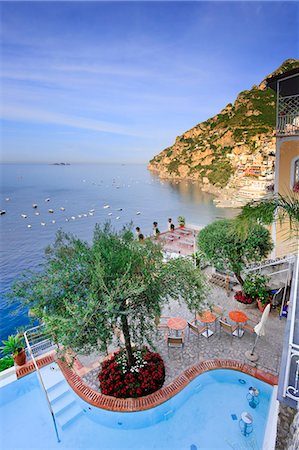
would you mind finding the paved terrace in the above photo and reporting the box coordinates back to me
[155,226,199,257]
[77,275,286,391]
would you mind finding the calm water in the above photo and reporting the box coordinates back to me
[0,366,272,449]
[0,163,236,343]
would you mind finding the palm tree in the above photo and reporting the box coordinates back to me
[238,192,299,227]
[236,192,299,248]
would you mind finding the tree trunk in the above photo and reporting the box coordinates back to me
[121,314,135,368]
[234,272,244,286]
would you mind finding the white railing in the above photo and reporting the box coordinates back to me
[277,113,299,136]
[282,245,299,404]
[24,324,60,443]
[276,76,299,136]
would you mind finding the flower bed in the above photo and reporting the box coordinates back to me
[98,348,165,398]
[234,290,254,305]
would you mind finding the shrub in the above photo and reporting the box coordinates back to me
[243,273,271,305]
[234,290,254,305]
[98,348,165,398]
[0,355,14,372]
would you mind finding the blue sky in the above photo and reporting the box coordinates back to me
[1,1,298,163]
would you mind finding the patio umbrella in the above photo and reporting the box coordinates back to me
[245,303,271,361]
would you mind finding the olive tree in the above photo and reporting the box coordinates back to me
[10,223,206,368]
[197,219,273,285]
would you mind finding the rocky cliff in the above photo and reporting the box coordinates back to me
[148,59,299,206]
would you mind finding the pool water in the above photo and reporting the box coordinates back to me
[0,365,273,449]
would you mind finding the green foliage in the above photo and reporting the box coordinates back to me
[167,159,180,174]
[0,334,25,356]
[236,192,299,241]
[177,216,185,226]
[206,158,233,187]
[0,356,14,372]
[243,273,270,304]
[197,219,273,284]
[9,224,206,367]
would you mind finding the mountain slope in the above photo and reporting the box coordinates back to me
[148,59,299,202]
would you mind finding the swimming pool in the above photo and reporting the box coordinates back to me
[0,363,273,449]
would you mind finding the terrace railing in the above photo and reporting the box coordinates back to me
[282,246,299,405]
[276,74,299,136]
[24,324,60,443]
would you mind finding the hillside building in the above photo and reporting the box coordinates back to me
[267,68,299,257]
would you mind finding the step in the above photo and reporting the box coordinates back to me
[56,402,83,430]
[40,365,65,391]
[52,392,75,415]
[46,378,66,395]
[47,380,69,402]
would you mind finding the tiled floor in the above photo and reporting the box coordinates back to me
[79,278,286,391]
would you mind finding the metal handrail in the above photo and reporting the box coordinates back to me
[282,244,299,403]
[24,325,60,443]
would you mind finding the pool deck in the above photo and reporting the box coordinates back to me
[78,273,285,392]
[12,268,286,412]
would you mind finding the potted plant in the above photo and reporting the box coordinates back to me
[0,334,26,366]
[243,274,271,312]
[177,216,186,228]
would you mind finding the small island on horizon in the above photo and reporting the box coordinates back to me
[51,162,71,166]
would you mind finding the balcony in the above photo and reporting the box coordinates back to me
[267,69,299,137]
[277,93,299,136]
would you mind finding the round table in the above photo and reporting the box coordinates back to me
[167,317,187,335]
[229,310,248,337]
[196,310,217,338]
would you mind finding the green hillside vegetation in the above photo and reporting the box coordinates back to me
[149,59,299,188]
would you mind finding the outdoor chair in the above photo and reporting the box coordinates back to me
[166,332,184,356]
[155,316,170,332]
[212,304,224,319]
[243,316,259,339]
[218,319,239,343]
[187,320,207,342]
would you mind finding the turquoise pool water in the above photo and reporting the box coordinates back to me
[0,365,272,449]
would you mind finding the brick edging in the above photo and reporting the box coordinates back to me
[16,353,56,378]
[57,358,278,412]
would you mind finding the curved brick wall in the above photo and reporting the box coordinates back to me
[57,358,278,412]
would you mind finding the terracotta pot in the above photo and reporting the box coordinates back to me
[13,349,26,366]
[179,224,185,228]
[257,300,270,313]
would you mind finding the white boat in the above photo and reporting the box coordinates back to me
[35,212,40,216]
[21,214,27,218]
[45,198,50,202]
[32,204,38,209]
[117,208,123,211]
[48,209,54,213]
[0,210,6,215]
[136,211,141,215]
[103,205,110,209]
[60,207,65,211]
[5,198,10,201]
[89,209,95,212]
[71,216,76,220]
[41,222,46,226]
[27,224,32,228]
[52,220,56,224]
[108,212,112,216]
[116,216,120,220]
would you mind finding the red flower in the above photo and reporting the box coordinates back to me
[98,347,165,399]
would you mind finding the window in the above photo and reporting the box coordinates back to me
[294,159,299,193]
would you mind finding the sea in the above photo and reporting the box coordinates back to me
[0,163,237,344]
